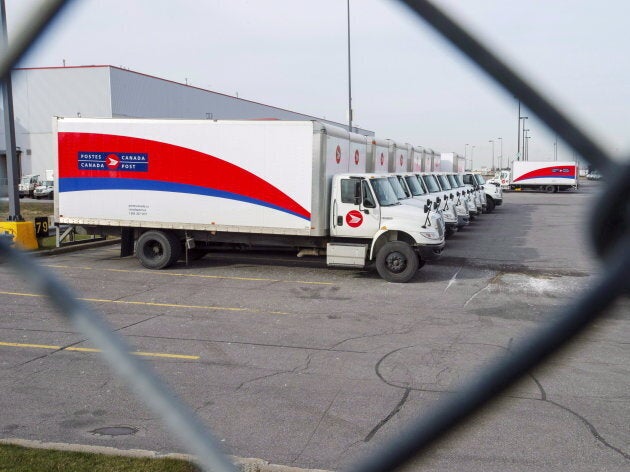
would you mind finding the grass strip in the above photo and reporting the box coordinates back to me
[0,443,199,472]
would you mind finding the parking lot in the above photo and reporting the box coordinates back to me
[1,180,628,471]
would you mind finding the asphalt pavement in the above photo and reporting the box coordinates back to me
[0,179,628,471]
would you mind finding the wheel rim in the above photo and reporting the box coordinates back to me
[385,251,407,273]
[144,240,164,260]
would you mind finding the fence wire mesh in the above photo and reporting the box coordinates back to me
[1,1,628,471]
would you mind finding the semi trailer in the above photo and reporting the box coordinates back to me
[491,161,579,193]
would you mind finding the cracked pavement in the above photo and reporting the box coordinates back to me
[0,180,628,471]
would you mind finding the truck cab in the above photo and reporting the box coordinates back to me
[465,173,502,212]
[434,172,474,226]
[418,173,460,236]
[329,173,445,282]
[18,174,39,198]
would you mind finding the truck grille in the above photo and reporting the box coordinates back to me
[432,214,445,239]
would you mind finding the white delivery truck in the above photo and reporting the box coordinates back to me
[494,161,579,193]
[464,173,502,212]
[440,152,466,173]
[18,174,40,198]
[54,118,445,283]
[418,173,460,236]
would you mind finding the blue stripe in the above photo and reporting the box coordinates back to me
[517,175,576,181]
[59,177,310,221]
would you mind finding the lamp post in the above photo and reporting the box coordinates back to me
[516,100,521,160]
[346,0,353,132]
[464,143,469,170]
[1,0,22,221]
[520,117,528,159]
[523,129,530,160]
[525,135,531,161]
[489,139,495,171]
[497,137,503,170]
[471,145,475,171]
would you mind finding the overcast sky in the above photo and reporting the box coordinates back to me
[6,0,629,169]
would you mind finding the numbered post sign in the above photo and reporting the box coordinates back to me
[34,216,50,238]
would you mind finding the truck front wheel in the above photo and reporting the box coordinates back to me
[375,241,420,283]
[486,197,495,213]
[136,230,181,269]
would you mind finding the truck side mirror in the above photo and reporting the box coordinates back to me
[353,181,361,205]
[423,204,429,213]
[433,202,439,210]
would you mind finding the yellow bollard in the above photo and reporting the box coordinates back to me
[0,221,39,250]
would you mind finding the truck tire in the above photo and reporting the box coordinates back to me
[375,241,420,283]
[136,230,181,269]
[544,185,556,193]
[486,197,495,213]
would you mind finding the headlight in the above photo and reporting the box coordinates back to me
[419,231,441,240]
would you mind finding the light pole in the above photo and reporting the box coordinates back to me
[523,129,530,160]
[520,116,528,160]
[470,145,475,171]
[464,144,469,170]
[1,0,22,221]
[347,0,353,132]
[516,100,521,160]
[525,135,531,161]
[497,137,503,170]
[489,139,495,171]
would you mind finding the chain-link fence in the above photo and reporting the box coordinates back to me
[1,1,628,471]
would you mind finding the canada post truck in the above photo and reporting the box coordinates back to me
[54,118,445,282]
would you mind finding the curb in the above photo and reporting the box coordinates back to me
[0,438,332,472]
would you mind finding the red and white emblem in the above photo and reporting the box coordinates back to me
[354,149,360,165]
[380,152,385,166]
[335,145,342,164]
[399,154,404,166]
[346,210,363,228]
[106,153,120,170]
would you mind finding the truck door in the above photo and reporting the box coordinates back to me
[331,177,380,238]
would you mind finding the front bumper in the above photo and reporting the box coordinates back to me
[417,241,445,261]
[457,215,469,227]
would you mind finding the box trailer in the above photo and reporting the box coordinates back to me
[500,161,579,193]
[388,141,411,173]
[55,118,445,282]
[366,138,389,173]
[440,152,465,173]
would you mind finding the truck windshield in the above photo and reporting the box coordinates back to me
[421,174,440,193]
[387,176,409,200]
[396,176,413,198]
[446,174,459,188]
[370,178,400,206]
[454,175,465,187]
[404,175,426,196]
[474,174,486,185]
[437,174,451,190]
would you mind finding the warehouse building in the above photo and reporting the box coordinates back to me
[1,65,373,195]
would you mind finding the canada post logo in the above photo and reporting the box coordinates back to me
[78,152,149,172]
